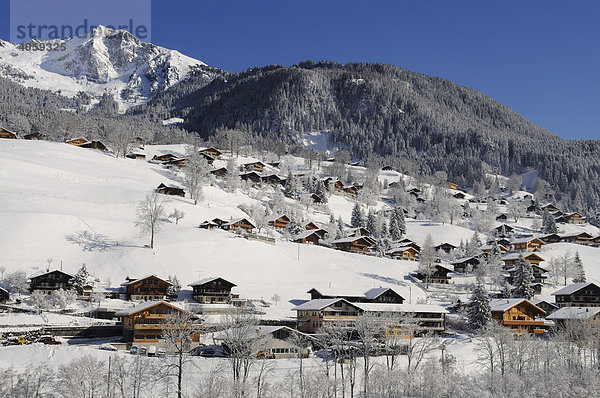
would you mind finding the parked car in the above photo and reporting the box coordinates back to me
[148,346,157,357]
[7,336,26,345]
[130,345,139,355]
[36,336,61,345]
[157,348,166,357]
[139,346,147,355]
[99,343,118,351]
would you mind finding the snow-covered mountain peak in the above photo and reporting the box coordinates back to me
[0,26,209,111]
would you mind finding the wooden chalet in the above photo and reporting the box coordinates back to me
[496,213,509,221]
[267,161,280,168]
[155,183,185,197]
[304,222,319,230]
[511,237,545,252]
[451,256,481,273]
[29,270,75,294]
[66,137,107,151]
[307,287,405,304]
[23,131,46,140]
[506,264,548,284]
[435,243,457,254]
[494,224,514,237]
[386,245,419,261]
[541,203,560,213]
[198,220,219,229]
[564,212,585,224]
[211,218,227,227]
[0,127,18,139]
[453,192,466,199]
[501,252,545,267]
[382,165,394,171]
[534,300,559,316]
[261,174,285,185]
[489,299,546,334]
[189,277,237,304]
[396,238,421,251]
[310,193,323,204]
[0,287,9,304]
[560,232,593,245]
[551,283,600,308]
[198,152,215,164]
[215,326,312,359]
[211,167,228,177]
[115,300,200,343]
[199,147,222,159]
[293,299,447,334]
[480,243,509,255]
[152,153,179,162]
[240,171,262,184]
[166,157,186,168]
[331,236,375,253]
[413,264,453,284]
[496,238,512,247]
[221,218,255,233]
[342,185,359,198]
[540,233,561,244]
[126,151,146,160]
[293,229,325,245]
[347,227,371,238]
[546,307,600,330]
[266,214,290,229]
[332,180,345,193]
[122,275,172,301]
[241,161,265,172]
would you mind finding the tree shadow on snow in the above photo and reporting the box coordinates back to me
[359,273,410,287]
[65,230,139,251]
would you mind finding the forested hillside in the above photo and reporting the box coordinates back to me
[132,61,600,217]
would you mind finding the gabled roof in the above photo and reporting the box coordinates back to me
[114,300,190,317]
[28,269,75,280]
[122,275,172,287]
[510,237,545,245]
[223,218,256,228]
[489,298,545,314]
[188,276,237,287]
[363,287,403,300]
[355,302,448,314]
[560,232,593,239]
[546,307,600,321]
[0,286,8,294]
[551,282,598,296]
[386,245,419,254]
[533,300,559,310]
[501,252,545,262]
[265,214,289,223]
[331,236,375,245]
[294,229,325,240]
[293,298,357,311]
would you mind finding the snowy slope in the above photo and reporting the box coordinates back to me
[0,26,208,111]
[0,141,429,320]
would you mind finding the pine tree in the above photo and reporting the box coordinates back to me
[572,251,586,283]
[351,203,364,228]
[394,208,406,236]
[542,209,558,234]
[315,179,328,204]
[374,221,392,256]
[366,209,377,237]
[388,216,401,242]
[419,234,437,288]
[73,264,90,295]
[167,275,182,298]
[467,280,491,331]
[512,255,534,299]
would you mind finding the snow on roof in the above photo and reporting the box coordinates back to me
[294,229,322,240]
[387,245,418,253]
[122,274,172,286]
[28,269,75,280]
[331,236,371,244]
[188,276,236,287]
[114,300,185,317]
[293,298,347,311]
[223,218,255,227]
[551,282,596,296]
[489,298,542,313]
[546,307,600,321]
[364,287,400,300]
[355,302,448,314]
[533,299,558,309]
[501,252,543,261]
[510,237,542,244]
[560,232,592,238]
[265,214,288,222]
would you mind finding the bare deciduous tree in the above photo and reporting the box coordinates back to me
[135,191,167,248]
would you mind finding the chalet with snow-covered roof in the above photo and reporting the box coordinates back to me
[293,298,447,334]
[546,307,600,329]
[552,283,600,308]
[494,224,514,237]
[152,153,179,162]
[511,237,545,252]
[0,287,9,304]
[496,213,509,221]
[435,243,457,254]
[382,165,394,171]
[307,287,405,304]
[122,275,172,301]
[199,147,222,159]
[534,300,559,316]
[540,233,561,244]
[115,300,200,343]
[0,127,17,139]
[293,229,326,245]
[480,243,509,255]
[396,238,421,251]
[413,264,453,284]
[65,137,90,146]
[451,256,481,273]
[310,193,323,203]
[386,246,419,261]
[501,252,545,267]
[331,236,375,253]
[211,167,228,177]
[241,161,265,172]
[126,151,146,160]
[198,152,215,164]
[541,203,560,213]
[189,277,237,304]
[212,218,227,227]
[29,270,75,294]
[332,180,345,193]
[453,192,466,199]
[221,218,255,233]
[489,299,546,334]
[23,131,46,140]
[266,214,290,229]
[165,157,186,167]
[155,183,185,197]
[261,174,286,185]
[303,221,319,230]
[342,185,358,198]
[560,232,593,245]
[198,220,219,229]
[347,227,371,238]
[564,212,585,224]
[239,171,261,184]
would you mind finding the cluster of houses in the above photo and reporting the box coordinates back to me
[0,126,48,140]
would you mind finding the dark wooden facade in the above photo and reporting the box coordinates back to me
[189,277,237,304]
[124,275,172,301]
[29,270,74,294]
[552,283,600,308]
[155,183,185,197]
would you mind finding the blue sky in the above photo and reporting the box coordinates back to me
[1,1,598,140]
